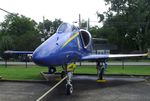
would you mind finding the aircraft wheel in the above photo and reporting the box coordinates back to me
[49,67,56,74]
[100,68,104,80]
[66,84,73,95]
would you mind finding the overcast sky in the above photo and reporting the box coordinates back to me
[0,0,108,26]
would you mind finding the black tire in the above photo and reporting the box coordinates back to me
[66,84,73,95]
[100,68,104,80]
[48,67,56,74]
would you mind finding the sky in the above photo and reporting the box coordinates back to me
[0,0,108,26]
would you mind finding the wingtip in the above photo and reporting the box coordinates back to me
[4,50,12,54]
[147,53,150,58]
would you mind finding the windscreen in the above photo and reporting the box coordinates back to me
[57,23,78,33]
[57,23,72,33]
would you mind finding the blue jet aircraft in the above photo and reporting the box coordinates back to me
[5,23,148,95]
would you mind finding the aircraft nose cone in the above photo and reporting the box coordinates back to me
[32,43,61,66]
[32,51,53,66]
[32,51,46,66]
[32,32,67,66]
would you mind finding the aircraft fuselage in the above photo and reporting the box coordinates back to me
[32,23,92,66]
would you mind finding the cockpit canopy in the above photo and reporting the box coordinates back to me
[57,23,78,33]
[56,23,92,50]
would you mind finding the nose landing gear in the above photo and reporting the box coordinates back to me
[66,83,73,95]
[65,63,76,95]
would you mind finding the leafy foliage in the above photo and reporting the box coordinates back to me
[38,18,62,34]
[94,0,150,53]
[0,14,63,58]
[0,14,40,52]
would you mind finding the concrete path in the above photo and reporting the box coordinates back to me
[0,76,150,101]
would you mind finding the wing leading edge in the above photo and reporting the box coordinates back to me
[4,50,33,54]
[81,53,148,60]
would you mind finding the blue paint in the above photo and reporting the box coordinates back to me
[32,23,92,66]
[5,23,147,67]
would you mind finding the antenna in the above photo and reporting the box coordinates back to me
[0,8,17,16]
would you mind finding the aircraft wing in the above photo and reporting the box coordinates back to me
[81,53,148,60]
[4,50,33,54]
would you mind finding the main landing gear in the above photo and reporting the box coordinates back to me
[48,64,76,95]
[48,66,56,74]
[96,60,107,83]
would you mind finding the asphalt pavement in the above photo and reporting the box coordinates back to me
[0,81,50,101]
[45,76,150,101]
[0,75,150,101]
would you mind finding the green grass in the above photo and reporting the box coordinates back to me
[106,66,150,75]
[0,65,150,80]
[74,65,150,75]
[0,66,48,80]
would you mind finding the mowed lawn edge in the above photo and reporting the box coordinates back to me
[0,65,150,80]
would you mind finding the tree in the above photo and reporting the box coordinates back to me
[98,0,150,52]
[52,19,62,32]
[38,19,53,34]
[0,14,40,51]
[0,35,14,58]
[38,19,62,42]
[80,20,88,29]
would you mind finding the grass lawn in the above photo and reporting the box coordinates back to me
[0,65,150,80]
[74,65,150,75]
[0,66,48,80]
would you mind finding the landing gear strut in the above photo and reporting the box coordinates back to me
[66,71,73,95]
[96,60,107,82]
